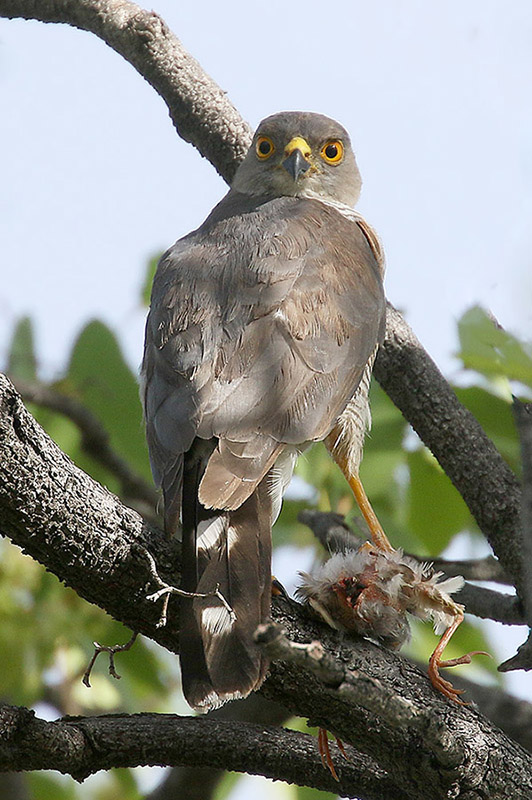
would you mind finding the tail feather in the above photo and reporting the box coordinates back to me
[179,452,272,711]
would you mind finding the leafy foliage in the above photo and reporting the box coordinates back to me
[2,292,527,798]
[457,306,532,389]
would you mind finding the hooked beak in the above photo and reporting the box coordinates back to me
[281,136,312,180]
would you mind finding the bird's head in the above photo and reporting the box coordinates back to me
[232,111,362,206]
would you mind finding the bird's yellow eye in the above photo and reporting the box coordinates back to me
[321,140,344,164]
[256,136,275,159]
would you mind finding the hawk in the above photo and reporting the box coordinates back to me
[141,111,386,711]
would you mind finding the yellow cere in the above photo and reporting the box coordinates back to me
[284,136,312,158]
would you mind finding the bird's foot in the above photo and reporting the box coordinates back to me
[317,727,350,782]
[429,647,491,706]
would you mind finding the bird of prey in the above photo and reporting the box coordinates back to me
[141,111,386,711]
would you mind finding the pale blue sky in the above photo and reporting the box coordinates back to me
[1,3,531,794]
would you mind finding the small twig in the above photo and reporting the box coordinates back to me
[140,546,235,628]
[82,632,138,687]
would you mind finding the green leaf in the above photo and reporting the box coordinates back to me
[6,316,37,380]
[296,786,337,800]
[213,771,242,800]
[457,306,532,388]
[406,449,474,554]
[104,769,141,799]
[65,320,151,481]
[28,773,78,800]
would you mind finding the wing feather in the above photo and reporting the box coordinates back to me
[142,191,385,517]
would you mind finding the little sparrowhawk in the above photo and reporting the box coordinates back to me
[141,111,386,711]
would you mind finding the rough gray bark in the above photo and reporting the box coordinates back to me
[1,374,532,799]
[0,703,404,797]
[145,695,291,800]
[12,377,158,511]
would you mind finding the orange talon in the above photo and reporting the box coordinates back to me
[335,736,350,762]
[317,727,340,782]
[428,608,492,705]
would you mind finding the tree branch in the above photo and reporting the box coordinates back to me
[514,399,532,625]
[498,400,532,672]
[0,704,398,798]
[145,694,290,800]
[1,373,532,798]
[374,304,523,589]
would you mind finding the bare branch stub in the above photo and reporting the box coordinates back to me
[82,632,138,687]
[138,544,235,628]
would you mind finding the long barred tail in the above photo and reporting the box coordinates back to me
[178,456,272,711]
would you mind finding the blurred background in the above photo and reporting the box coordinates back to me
[1,2,532,798]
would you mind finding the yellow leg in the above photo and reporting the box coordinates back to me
[327,441,394,552]
[346,472,394,553]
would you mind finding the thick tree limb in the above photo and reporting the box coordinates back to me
[498,400,532,672]
[144,695,291,800]
[374,304,523,589]
[0,704,397,798]
[1,374,532,799]
[514,400,532,625]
